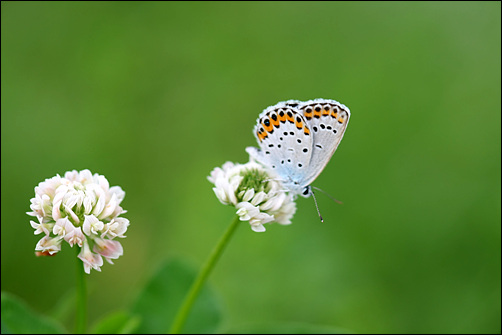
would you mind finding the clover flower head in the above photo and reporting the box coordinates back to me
[208,160,296,232]
[28,169,129,273]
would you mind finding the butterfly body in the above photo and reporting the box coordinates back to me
[246,98,350,197]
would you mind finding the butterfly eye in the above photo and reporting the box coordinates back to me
[302,187,310,196]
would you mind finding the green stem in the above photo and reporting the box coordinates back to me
[75,248,87,334]
[169,215,241,334]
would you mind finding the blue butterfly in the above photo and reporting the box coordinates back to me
[246,98,350,198]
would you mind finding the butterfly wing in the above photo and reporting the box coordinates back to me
[295,99,350,187]
[246,101,313,194]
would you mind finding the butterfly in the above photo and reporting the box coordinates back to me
[246,98,350,198]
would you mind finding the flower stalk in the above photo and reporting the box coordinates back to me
[169,215,241,334]
[75,247,87,334]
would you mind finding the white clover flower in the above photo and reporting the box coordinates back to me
[208,161,296,232]
[28,169,129,274]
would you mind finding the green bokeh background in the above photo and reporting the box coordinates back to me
[2,1,500,333]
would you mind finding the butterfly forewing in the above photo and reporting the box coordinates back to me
[296,99,350,186]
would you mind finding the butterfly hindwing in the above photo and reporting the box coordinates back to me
[247,102,313,189]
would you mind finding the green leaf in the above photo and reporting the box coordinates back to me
[90,310,141,334]
[1,291,66,334]
[130,259,222,334]
[225,322,352,334]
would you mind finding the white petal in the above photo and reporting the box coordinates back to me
[251,224,266,232]
[251,191,267,206]
[242,189,255,202]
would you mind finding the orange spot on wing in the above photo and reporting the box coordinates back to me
[262,120,274,133]
[295,119,303,129]
[271,116,280,127]
[314,109,322,118]
[257,131,267,142]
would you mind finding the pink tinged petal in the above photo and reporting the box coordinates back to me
[52,200,63,221]
[52,187,67,221]
[93,238,123,260]
[95,174,110,191]
[40,194,52,217]
[109,186,125,204]
[64,204,80,224]
[83,196,93,215]
[64,194,78,210]
[83,215,104,236]
[65,227,85,247]
[78,240,104,274]
[30,216,51,235]
[92,189,106,217]
[79,169,94,185]
[64,170,79,181]
[102,217,129,238]
[53,217,75,237]
[99,193,117,218]
[110,205,125,219]
[35,236,62,255]
[54,185,69,202]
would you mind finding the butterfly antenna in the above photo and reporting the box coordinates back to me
[311,189,323,223]
[312,186,343,204]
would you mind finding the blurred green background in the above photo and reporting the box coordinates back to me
[1,1,500,334]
